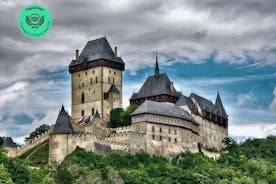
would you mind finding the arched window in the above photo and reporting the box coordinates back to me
[81,92,85,103]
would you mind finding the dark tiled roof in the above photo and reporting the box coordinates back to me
[131,100,196,124]
[130,73,181,100]
[190,93,227,117]
[176,95,199,114]
[69,37,124,66]
[215,93,227,117]
[2,137,17,148]
[51,106,74,135]
[107,84,120,94]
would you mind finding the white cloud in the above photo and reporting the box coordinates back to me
[229,123,276,138]
[236,91,257,107]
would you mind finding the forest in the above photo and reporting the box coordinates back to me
[0,136,275,184]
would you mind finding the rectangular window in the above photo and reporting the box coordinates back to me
[174,130,177,135]
[169,137,171,142]
[160,128,162,133]
[152,126,155,132]
[92,108,95,115]
[96,77,98,83]
[160,136,162,141]
[168,129,171,134]
[152,135,155,140]
[90,78,92,85]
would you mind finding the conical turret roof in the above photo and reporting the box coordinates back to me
[51,105,74,135]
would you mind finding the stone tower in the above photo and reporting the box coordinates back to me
[69,37,125,122]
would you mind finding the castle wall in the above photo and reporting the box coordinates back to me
[16,130,50,157]
[49,134,96,163]
[3,147,17,158]
[192,114,227,151]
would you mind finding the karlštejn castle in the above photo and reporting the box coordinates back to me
[2,37,228,163]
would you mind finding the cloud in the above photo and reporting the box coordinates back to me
[236,91,257,107]
[270,86,276,112]
[229,123,276,138]
[0,0,276,83]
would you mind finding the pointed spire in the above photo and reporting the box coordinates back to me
[61,105,65,111]
[155,50,159,77]
[215,92,227,116]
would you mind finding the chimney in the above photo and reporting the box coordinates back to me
[75,50,79,61]
[114,46,118,59]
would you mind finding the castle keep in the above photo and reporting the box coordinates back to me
[2,37,228,162]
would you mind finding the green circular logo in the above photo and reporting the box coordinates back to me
[18,4,52,38]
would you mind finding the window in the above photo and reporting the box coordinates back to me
[160,127,162,133]
[78,74,80,77]
[169,137,171,142]
[174,130,177,135]
[93,70,95,74]
[109,70,111,74]
[152,135,155,140]
[152,126,155,132]
[92,108,95,115]
[85,72,87,75]
[160,136,162,141]
[82,83,84,87]
[81,92,85,103]
[81,110,84,116]
[174,138,177,144]
[96,77,98,83]
[168,129,171,134]
[114,71,116,75]
[90,78,92,85]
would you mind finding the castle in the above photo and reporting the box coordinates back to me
[2,37,228,162]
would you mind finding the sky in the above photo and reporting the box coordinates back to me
[0,0,275,144]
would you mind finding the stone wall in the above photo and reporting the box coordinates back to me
[16,130,50,157]
[71,65,123,122]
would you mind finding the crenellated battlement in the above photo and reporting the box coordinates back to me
[17,130,50,156]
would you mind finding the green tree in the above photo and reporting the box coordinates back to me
[28,124,50,139]
[109,108,124,128]
[0,164,13,184]
[121,105,138,126]
[0,137,3,146]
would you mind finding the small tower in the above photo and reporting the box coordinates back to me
[69,37,125,123]
[1,137,17,157]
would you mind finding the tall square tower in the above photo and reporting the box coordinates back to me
[69,37,125,123]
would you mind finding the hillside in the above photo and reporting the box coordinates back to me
[0,136,275,184]
[19,141,49,167]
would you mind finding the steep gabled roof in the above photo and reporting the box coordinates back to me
[69,37,124,66]
[107,84,120,94]
[51,106,74,135]
[131,100,196,124]
[130,73,181,100]
[215,93,227,117]
[2,137,17,148]
[176,95,199,114]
